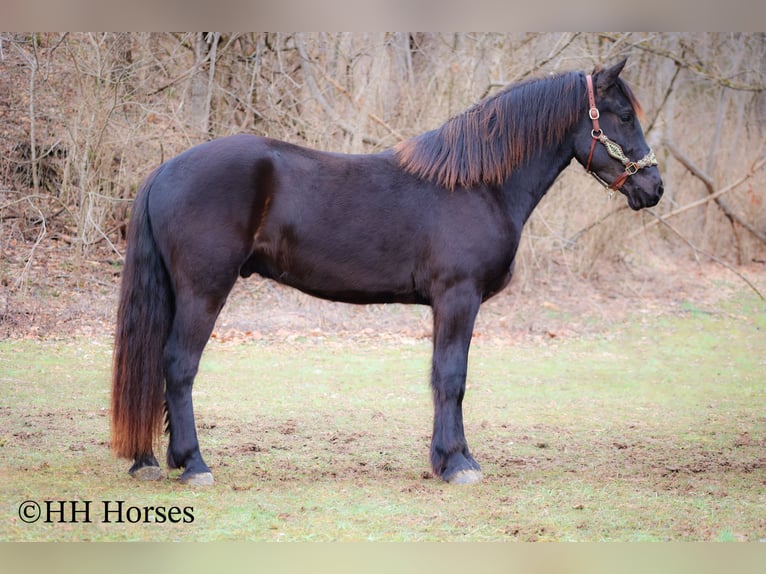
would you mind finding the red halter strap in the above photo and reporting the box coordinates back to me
[585,74,601,174]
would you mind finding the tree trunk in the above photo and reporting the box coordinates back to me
[189,33,212,136]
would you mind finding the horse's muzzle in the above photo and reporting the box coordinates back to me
[625,177,663,211]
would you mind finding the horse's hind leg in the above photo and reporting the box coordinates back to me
[164,286,234,486]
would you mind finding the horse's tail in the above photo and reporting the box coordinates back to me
[111,166,173,460]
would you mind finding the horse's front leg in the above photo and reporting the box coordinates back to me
[429,283,483,484]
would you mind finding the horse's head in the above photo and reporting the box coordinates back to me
[573,58,664,210]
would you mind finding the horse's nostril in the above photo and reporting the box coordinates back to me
[657,184,664,198]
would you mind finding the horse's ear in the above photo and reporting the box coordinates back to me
[594,58,627,91]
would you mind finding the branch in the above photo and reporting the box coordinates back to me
[599,33,766,93]
[640,160,765,237]
[654,139,766,243]
[317,72,406,142]
[480,32,581,100]
[148,33,235,98]
[14,197,47,290]
[664,139,715,190]
[645,61,682,136]
[294,34,383,148]
[565,204,629,247]
[646,209,764,301]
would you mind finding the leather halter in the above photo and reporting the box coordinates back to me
[585,74,657,192]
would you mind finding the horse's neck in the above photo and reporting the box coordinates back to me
[501,141,575,226]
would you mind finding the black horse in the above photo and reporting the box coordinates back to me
[112,59,663,485]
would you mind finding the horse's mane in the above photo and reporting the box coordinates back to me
[394,70,642,190]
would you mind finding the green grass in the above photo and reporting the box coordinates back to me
[1,292,764,541]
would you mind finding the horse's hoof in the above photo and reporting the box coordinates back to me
[445,469,483,485]
[179,471,214,486]
[130,465,164,481]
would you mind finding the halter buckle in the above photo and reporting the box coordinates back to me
[625,162,639,175]
[589,107,600,120]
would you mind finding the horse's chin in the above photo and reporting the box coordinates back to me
[626,192,643,211]
[624,188,660,211]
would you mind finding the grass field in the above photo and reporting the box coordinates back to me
[1,292,764,541]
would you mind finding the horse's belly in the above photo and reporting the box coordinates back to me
[242,239,422,305]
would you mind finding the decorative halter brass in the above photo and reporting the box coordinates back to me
[584,74,657,194]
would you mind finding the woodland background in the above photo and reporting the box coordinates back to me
[1,32,765,338]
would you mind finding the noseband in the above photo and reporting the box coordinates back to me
[585,74,657,193]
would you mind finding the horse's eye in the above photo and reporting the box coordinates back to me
[620,113,634,123]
